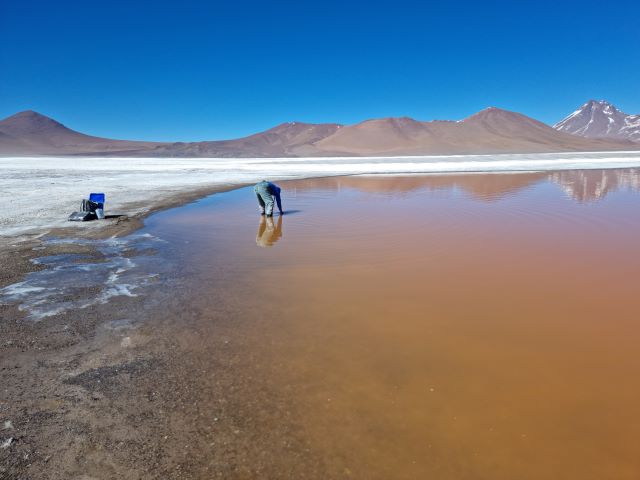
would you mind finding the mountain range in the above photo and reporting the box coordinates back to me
[1,102,638,157]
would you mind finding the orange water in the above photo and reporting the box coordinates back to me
[146,169,640,479]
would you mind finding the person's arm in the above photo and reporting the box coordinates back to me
[275,187,283,214]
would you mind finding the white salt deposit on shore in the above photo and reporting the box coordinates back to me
[1,152,640,239]
[0,234,165,320]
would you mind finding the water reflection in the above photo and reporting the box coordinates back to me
[256,215,283,247]
[285,168,640,203]
[549,169,640,202]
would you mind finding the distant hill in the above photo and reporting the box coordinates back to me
[148,122,343,157]
[0,110,164,155]
[0,107,637,157]
[554,100,640,143]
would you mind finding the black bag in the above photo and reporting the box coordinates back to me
[81,199,99,212]
[68,211,96,222]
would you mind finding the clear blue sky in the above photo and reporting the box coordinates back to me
[1,0,638,141]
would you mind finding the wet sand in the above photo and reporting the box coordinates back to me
[2,169,640,479]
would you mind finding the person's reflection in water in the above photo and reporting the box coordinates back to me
[256,215,283,248]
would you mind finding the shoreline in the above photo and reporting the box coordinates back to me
[3,151,640,243]
[0,181,254,478]
[0,178,306,479]
[3,148,640,159]
[0,183,249,292]
[2,159,640,291]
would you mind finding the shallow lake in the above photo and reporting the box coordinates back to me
[140,169,640,478]
[7,168,640,478]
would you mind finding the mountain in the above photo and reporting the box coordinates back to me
[147,122,343,157]
[1,107,637,157]
[554,100,640,142]
[0,110,164,155]
[313,107,633,156]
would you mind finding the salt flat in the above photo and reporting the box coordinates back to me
[2,151,640,239]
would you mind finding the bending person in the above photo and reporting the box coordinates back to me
[253,180,283,216]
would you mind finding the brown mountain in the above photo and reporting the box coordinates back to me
[313,108,636,156]
[0,110,163,155]
[0,108,637,157]
[147,121,343,157]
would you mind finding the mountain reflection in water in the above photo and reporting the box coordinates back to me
[286,168,640,203]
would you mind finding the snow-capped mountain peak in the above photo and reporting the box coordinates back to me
[554,100,640,142]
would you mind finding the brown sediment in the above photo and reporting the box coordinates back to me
[2,170,640,479]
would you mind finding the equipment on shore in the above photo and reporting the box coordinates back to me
[68,193,106,222]
[68,211,95,222]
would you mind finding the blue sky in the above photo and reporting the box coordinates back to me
[1,0,639,141]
